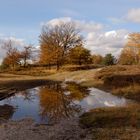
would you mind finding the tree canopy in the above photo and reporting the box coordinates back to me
[68,45,91,65]
[103,53,116,66]
[39,22,83,70]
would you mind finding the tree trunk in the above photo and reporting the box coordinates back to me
[56,61,60,71]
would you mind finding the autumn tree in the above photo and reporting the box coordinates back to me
[20,45,32,67]
[67,45,91,65]
[127,33,140,48]
[118,47,139,65]
[123,33,140,64]
[92,54,103,65]
[2,40,22,69]
[39,22,83,70]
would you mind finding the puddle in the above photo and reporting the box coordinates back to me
[0,82,129,123]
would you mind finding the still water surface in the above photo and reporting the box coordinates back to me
[0,82,128,123]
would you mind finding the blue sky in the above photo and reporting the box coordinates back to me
[0,0,140,57]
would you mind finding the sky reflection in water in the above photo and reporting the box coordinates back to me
[0,82,128,123]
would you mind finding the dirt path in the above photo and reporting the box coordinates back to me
[0,68,101,94]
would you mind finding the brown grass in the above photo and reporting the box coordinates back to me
[94,65,140,102]
[95,65,140,80]
[80,105,140,139]
[89,128,140,140]
[80,105,140,128]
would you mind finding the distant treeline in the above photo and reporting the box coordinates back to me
[1,22,140,70]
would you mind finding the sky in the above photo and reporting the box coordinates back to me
[0,0,140,61]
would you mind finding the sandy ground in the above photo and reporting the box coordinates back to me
[0,118,140,140]
[0,118,92,140]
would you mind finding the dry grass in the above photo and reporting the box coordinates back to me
[94,65,140,102]
[46,68,99,82]
[61,64,101,71]
[0,65,140,139]
[80,105,140,139]
[95,65,140,80]
[112,84,140,101]
[89,128,140,140]
[9,67,56,76]
[80,105,140,128]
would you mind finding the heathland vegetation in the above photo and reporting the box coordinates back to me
[0,22,140,139]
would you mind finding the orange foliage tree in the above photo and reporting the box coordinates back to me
[39,22,83,70]
[119,33,140,65]
[118,47,139,65]
[92,54,103,65]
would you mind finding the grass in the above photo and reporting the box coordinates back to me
[93,65,140,102]
[46,68,100,84]
[1,65,140,101]
[87,128,140,140]
[80,105,140,128]
[112,84,140,101]
[80,105,140,139]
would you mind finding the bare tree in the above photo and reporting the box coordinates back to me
[39,22,83,70]
[20,45,32,67]
[2,40,22,69]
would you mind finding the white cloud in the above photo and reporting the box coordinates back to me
[85,29,129,56]
[42,17,104,33]
[42,17,129,56]
[126,8,140,23]
[108,8,140,24]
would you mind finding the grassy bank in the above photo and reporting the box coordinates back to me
[93,65,140,102]
[78,65,140,139]
[1,65,140,101]
[80,105,140,140]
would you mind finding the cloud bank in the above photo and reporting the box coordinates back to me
[42,17,129,56]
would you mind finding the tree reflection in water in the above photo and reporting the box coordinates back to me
[20,89,37,102]
[39,82,88,122]
[0,82,89,123]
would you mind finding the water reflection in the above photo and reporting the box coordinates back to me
[0,82,87,123]
[79,88,127,111]
[0,82,129,123]
[39,83,82,122]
